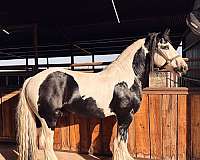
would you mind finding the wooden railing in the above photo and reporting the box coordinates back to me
[53,88,200,159]
[0,88,200,159]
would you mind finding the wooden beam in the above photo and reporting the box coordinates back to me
[47,57,49,69]
[26,56,29,72]
[70,61,110,67]
[92,54,95,71]
[33,24,38,73]
[0,90,20,104]
[73,44,91,55]
[143,87,189,95]
[71,56,74,70]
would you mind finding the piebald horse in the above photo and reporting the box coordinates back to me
[16,30,188,160]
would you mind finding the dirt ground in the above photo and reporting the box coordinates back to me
[0,144,111,160]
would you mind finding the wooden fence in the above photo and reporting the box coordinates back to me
[0,88,200,159]
[0,90,20,142]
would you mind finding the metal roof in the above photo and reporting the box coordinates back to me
[0,0,194,60]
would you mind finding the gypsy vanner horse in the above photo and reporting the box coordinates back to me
[16,30,188,160]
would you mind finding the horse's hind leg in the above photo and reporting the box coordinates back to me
[37,71,70,160]
[37,109,62,160]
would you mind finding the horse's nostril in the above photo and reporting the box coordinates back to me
[181,66,184,72]
[181,66,188,74]
[184,66,188,71]
[175,66,188,74]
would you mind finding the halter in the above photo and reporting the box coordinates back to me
[157,48,181,70]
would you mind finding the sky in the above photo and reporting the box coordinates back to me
[0,44,182,66]
[0,54,120,66]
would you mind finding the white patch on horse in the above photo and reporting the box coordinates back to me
[65,39,146,116]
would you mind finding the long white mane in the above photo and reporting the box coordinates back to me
[102,38,146,74]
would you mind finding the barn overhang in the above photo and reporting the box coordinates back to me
[0,0,195,60]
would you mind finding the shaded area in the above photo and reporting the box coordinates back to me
[54,113,116,157]
[0,143,18,160]
[0,91,19,143]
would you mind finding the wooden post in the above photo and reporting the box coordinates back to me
[70,43,74,70]
[178,95,188,160]
[26,57,28,70]
[92,54,95,72]
[47,57,49,69]
[33,24,38,73]
[71,56,74,70]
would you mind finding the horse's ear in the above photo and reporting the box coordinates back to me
[164,28,170,36]
[163,28,171,42]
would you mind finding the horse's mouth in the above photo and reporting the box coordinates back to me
[174,66,188,77]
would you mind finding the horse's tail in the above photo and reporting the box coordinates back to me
[16,77,37,160]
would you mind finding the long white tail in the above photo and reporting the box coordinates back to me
[16,77,58,160]
[16,77,37,160]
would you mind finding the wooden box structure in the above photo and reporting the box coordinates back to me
[149,71,178,87]
[0,88,200,159]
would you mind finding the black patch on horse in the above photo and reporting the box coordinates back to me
[62,97,105,119]
[109,82,134,141]
[110,81,142,114]
[37,71,68,128]
[110,82,134,115]
[118,114,132,142]
[37,71,105,129]
[132,47,150,88]
[130,78,142,113]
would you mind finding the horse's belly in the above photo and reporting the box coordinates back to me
[95,97,115,117]
[78,83,115,117]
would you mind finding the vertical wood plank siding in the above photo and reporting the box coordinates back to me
[1,88,200,159]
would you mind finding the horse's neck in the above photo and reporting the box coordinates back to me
[100,39,146,86]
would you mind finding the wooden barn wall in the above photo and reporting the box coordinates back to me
[189,91,200,159]
[0,88,200,159]
[184,32,200,86]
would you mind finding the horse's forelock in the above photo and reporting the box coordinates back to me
[144,33,160,51]
[145,29,171,50]
[144,32,160,71]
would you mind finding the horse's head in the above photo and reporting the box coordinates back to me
[145,29,188,76]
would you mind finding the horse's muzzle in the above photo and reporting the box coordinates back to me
[174,65,188,75]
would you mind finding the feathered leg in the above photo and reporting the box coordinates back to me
[112,114,135,160]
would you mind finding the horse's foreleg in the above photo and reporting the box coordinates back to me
[112,114,135,160]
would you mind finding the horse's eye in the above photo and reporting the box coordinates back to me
[160,45,169,50]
